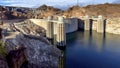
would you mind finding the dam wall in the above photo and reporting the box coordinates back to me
[78,15,120,34]
[64,18,78,33]
[29,17,78,46]
[92,20,98,30]
[29,18,78,34]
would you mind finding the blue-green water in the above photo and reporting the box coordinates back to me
[66,31,120,68]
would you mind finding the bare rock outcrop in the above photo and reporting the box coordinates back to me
[0,19,61,68]
[6,20,46,37]
[106,18,120,34]
[5,33,61,68]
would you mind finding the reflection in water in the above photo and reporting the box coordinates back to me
[58,50,65,68]
[66,31,120,68]
[83,31,92,47]
[84,31,106,51]
[66,31,78,40]
[95,32,106,51]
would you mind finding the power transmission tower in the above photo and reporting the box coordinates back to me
[77,0,79,6]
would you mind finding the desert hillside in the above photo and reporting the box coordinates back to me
[1,3,120,19]
[36,3,120,18]
[36,5,63,18]
[64,3,120,18]
[0,6,33,20]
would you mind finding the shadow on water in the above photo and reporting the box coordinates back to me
[66,31,78,44]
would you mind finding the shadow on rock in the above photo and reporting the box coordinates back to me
[6,47,27,68]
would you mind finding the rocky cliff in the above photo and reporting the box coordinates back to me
[0,19,61,68]
[5,33,61,68]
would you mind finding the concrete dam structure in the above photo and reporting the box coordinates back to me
[30,16,78,47]
[30,17,78,34]
[78,15,106,33]
[29,15,105,46]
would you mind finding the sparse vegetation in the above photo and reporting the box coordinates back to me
[0,41,7,57]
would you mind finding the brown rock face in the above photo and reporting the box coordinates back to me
[64,3,120,18]
[6,47,27,68]
[36,5,63,18]
[36,4,120,18]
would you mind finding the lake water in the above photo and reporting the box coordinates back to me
[66,31,120,68]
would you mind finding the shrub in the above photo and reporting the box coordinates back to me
[0,41,7,57]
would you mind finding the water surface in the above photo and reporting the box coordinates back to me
[66,31,120,68]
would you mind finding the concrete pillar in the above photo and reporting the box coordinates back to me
[46,16,54,39]
[56,17,66,46]
[11,8,14,11]
[7,7,10,11]
[53,22,57,45]
[35,14,38,19]
[96,33,105,51]
[84,15,90,30]
[97,15,104,33]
